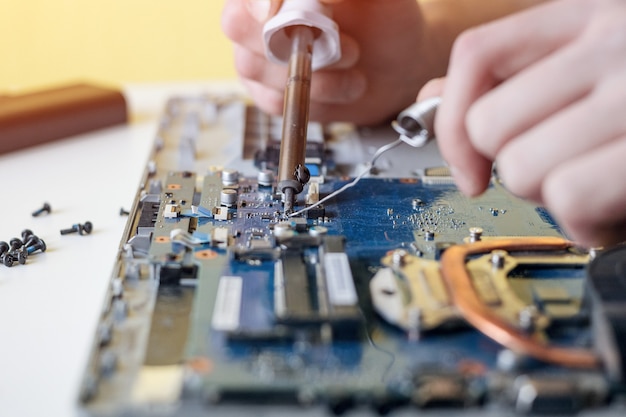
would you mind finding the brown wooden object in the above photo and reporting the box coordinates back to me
[0,83,127,154]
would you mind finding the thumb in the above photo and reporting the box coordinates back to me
[417,77,446,101]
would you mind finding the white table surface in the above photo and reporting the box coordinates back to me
[0,81,243,417]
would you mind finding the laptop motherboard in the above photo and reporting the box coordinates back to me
[79,95,626,416]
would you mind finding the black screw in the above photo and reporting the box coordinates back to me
[21,229,34,242]
[11,250,27,265]
[119,207,130,216]
[80,221,93,235]
[26,237,46,255]
[32,202,51,217]
[0,240,14,267]
[60,221,93,235]
[9,238,23,251]
[60,224,80,235]
[23,235,39,247]
[2,253,14,267]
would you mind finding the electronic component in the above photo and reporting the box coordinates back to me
[587,244,626,382]
[510,374,608,414]
[79,95,623,416]
[370,251,463,334]
[257,169,274,187]
[441,237,598,369]
[370,240,590,340]
[418,165,457,185]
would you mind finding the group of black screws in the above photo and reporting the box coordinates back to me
[0,229,47,267]
[31,202,95,236]
[5,203,97,268]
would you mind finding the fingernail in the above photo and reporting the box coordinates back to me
[245,0,274,22]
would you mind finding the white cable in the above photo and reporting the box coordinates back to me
[289,139,403,217]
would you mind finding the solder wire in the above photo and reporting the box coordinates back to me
[288,138,403,218]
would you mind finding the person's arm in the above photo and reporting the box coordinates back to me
[222,0,544,125]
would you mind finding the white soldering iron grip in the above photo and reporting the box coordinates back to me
[263,0,341,71]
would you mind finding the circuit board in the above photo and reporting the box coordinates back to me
[79,95,626,416]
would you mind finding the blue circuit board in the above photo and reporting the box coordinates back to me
[177,175,596,413]
[79,97,621,417]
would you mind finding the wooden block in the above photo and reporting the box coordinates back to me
[0,83,127,154]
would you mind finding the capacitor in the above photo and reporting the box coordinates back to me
[257,169,274,187]
[221,169,239,186]
[220,189,238,207]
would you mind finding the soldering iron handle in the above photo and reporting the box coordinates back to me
[263,0,341,70]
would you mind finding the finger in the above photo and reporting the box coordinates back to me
[495,73,626,202]
[322,32,360,70]
[417,77,445,101]
[310,67,366,104]
[436,80,493,196]
[222,0,266,56]
[234,45,288,90]
[542,135,626,248]
[459,0,591,82]
[466,28,615,163]
[436,0,591,196]
[241,78,285,116]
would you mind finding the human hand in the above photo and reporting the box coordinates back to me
[222,0,433,125]
[433,0,626,247]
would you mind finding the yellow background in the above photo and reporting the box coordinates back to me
[0,0,236,92]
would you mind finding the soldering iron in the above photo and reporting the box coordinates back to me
[264,0,441,214]
[263,0,341,214]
